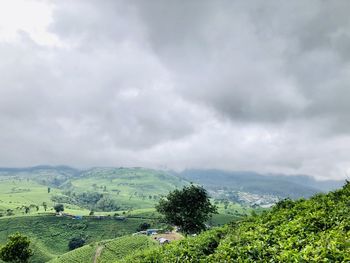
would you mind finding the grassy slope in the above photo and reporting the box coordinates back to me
[0,167,254,262]
[0,167,189,216]
[121,182,350,262]
[49,235,158,263]
[70,167,189,210]
[0,215,157,262]
[0,178,62,215]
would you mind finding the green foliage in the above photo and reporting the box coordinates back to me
[50,235,158,263]
[0,215,159,262]
[68,237,85,251]
[53,204,64,213]
[122,182,350,262]
[156,184,217,234]
[98,235,158,263]
[96,196,120,212]
[136,223,151,232]
[49,243,97,263]
[0,233,33,263]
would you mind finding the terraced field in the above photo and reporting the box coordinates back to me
[49,235,158,263]
[0,215,159,262]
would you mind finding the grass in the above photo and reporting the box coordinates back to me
[49,243,98,263]
[117,183,350,262]
[0,167,256,262]
[0,215,161,262]
[69,167,189,210]
[49,235,158,263]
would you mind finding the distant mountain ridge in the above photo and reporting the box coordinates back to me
[179,169,344,199]
[0,165,343,199]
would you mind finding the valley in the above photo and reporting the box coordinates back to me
[0,166,345,262]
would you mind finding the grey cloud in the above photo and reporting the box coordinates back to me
[0,0,349,178]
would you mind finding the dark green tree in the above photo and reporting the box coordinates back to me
[42,202,47,211]
[68,237,85,250]
[53,203,64,213]
[137,222,151,232]
[23,206,30,214]
[156,184,217,234]
[0,233,33,263]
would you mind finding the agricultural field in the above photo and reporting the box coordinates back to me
[0,215,161,262]
[68,167,189,210]
[119,182,350,262]
[0,166,258,262]
[0,167,189,216]
[49,235,159,263]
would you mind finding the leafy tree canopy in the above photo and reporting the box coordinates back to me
[68,237,85,251]
[0,233,33,263]
[137,222,151,232]
[156,184,217,234]
[54,203,64,213]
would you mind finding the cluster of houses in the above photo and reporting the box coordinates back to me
[133,229,170,245]
[57,212,171,245]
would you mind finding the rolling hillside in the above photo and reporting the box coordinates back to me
[120,181,350,262]
[0,215,160,263]
[0,166,189,216]
[49,235,158,263]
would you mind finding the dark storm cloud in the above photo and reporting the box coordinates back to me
[0,0,349,178]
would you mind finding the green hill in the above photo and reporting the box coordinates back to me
[0,167,189,216]
[68,167,189,210]
[120,181,350,262]
[0,215,160,262]
[50,235,158,263]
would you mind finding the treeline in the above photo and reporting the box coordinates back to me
[51,191,120,212]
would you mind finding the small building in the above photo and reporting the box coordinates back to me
[158,238,170,245]
[146,229,159,235]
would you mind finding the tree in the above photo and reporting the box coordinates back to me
[68,237,85,250]
[23,206,30,214]
[0,233,33,263]
[54,204,64,213]
[156,184,218,234]
[42,202,47,211]
[95,197,120,212]
[137,222,151,232]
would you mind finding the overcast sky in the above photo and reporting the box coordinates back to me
[0,0,349,179]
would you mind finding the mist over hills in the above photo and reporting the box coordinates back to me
[179,169,344,199]
[0,165,343,199]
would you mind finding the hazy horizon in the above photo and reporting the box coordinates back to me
[0,1,350,180]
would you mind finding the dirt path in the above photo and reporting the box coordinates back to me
[93,245,104,263]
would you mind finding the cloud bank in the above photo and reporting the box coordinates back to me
[0,0,349,179]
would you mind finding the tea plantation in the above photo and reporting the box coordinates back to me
[119,182,350,262]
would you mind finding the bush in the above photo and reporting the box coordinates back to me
[68,237,86,250]
[137,223,151,232]
[0,233,33,263]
